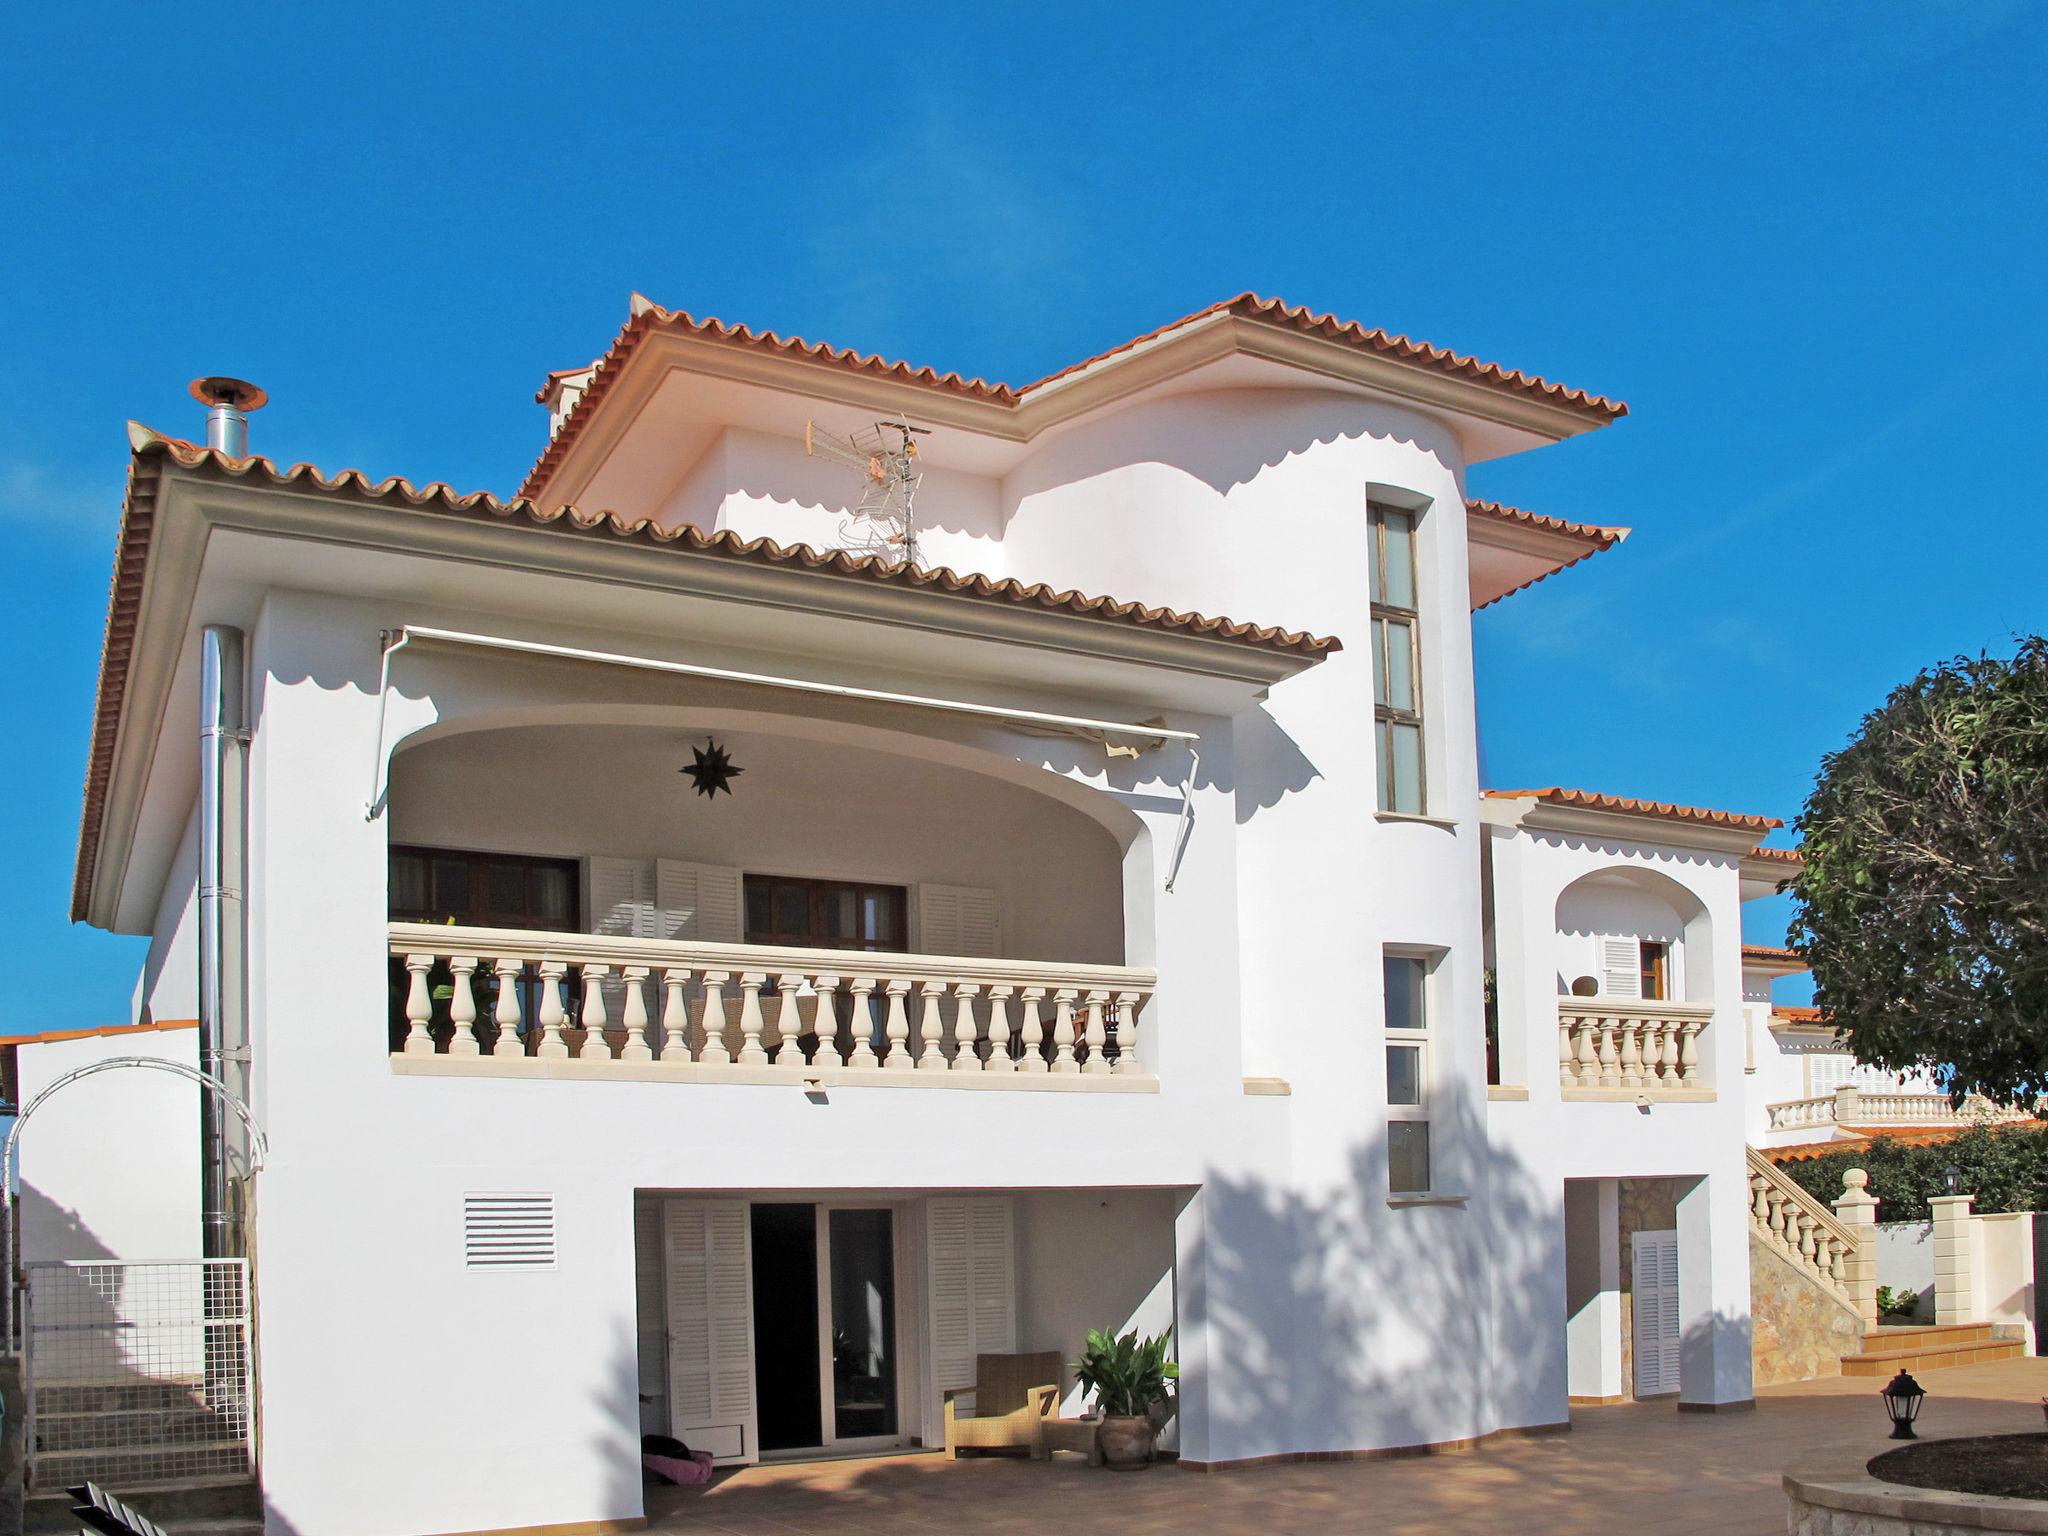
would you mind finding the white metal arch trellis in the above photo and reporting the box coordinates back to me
[2,1055,267,1350]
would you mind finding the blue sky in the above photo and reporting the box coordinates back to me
[4,3,2042,1021]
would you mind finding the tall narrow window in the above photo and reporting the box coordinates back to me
[1639,940,1671,1002]
[1369,502,1424,814]
[1384,952,1432,1194]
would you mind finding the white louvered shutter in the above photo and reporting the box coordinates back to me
[926,1196,1015,1398]
[1630,1230,1681,1397]
[655,860,744,943]
[589,857,656,938]
[634,1198,667,1432]
[918,884,1000,958]
[1808,1052,1854,1097]
[663,1199,758,1463]
[1601,938,1642,999]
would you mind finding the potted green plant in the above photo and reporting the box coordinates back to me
[1072,1327,1177,1468]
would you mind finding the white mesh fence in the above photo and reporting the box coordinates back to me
[25,1260,252,1487]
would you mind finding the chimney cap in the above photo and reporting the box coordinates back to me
[188,376,268,412]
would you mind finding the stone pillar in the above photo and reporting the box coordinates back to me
[1930,1193,1976,1325]
[1831,1167,1880,1328]
[1833,1083,1862,1128]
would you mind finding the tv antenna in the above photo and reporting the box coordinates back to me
[804,418,931,568]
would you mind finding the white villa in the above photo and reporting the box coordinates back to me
[21,292,1998,1536]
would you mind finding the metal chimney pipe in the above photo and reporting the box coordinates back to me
[198,624,250,1259]
[188,377,268,457]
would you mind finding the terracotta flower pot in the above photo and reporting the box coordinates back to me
[1097,1415,1156,1469]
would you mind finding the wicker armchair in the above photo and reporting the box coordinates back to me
[942,1351,1062,1458]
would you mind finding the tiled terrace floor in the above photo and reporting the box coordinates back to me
[646,1357,2048,1535]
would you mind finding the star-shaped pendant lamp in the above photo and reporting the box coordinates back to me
[680,738,744,799]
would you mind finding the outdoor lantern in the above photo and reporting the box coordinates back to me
[679,738,744,799]
[1881,1370,1926,1439]
[1943,1162,1963,1195]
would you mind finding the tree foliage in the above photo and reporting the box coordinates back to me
[1789,636,2048,1103]
[1781,1124,2048,1223]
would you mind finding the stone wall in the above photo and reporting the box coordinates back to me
[1753,1236,1864,1387]
[1787,1471,2048,1534]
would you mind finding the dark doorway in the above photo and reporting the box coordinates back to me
[750,1203,822,1452]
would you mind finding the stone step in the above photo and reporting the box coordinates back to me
[28,1439,253,1491]
[1864,1323,1995,1346]
[33,1404,239,1451]
[23,1477,260,1536]
[35,1380,212,1415]
[1840,1324,2025,1377]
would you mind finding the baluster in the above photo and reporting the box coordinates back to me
[1080,989,1111,1076]
[578,965,613,1059]
[1661,1019,1683,1088]
[1559,1010,1578,1088]
[660,967,691,1061]
[951,983,985,1073]
[882,980,913,1071]
[1617,1016,1641,1089]
[916,980,950,1070]
[619,966,653,1062]
[985,984,1016,1074]
[810,976,845,1068]
[736,973,769,1065]
[1051,988,1080,1074]
[1797,1213,1818,1272]
[1018,987,1049,1073]
[699,971,731,1065]
[1596,1015,1621,1088]
[402,953,436,1056]
[536,960,569,1059]
[1679,1019,1702,1087]
[1112,990,1143,1076]
[1573,1016,1598,1087]
[847,978,880,1069]
[446,955,480,1057]
[774,974,811,1070]
[491,959,523,1057]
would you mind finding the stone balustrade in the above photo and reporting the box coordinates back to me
[1556,998,1713,1100]
[1746,1146,1861,1314]
[388,921,1156,1089]
[1766,1087,2030,1133]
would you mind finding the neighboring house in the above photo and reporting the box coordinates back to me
[58,292,1814,1536]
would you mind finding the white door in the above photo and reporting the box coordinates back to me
[1630,1229,1681,1398]
[664,1199,759,1464]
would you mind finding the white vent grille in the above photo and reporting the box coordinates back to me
[464,1193,555,1270]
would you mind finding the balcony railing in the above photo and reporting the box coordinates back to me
[1556,997,1715,1102]
[388,922,1157,1090]
[1766,1087,2030,1135]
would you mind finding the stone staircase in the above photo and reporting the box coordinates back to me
[23,1476,261,1535]
[1839,1322,2026,1377]
[21,1378,260,1535]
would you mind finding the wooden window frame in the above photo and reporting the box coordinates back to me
[388,844,581,932]
[1369,501,1426,815]
[742,873,910,954]
[1639,939,1672,1003]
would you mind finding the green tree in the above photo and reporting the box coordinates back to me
[1789,637,2048,1104]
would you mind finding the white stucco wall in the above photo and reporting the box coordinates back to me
[16,1026,202,1264]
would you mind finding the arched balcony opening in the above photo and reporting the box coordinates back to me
[379,712,1158,1086]
[1552,869,1716,1101]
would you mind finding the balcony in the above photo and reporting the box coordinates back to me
[1556,998,1715,1102]
[389,922,1158,1091]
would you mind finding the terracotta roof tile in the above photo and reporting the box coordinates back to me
[73,432,1339,921]
[1771,1005,1825,1025]
[1743,943,1805,967]
[1465,498,1629,607]
[1483,786,1783,834]
[0,1018,198,1049]
[521,291,1627,501]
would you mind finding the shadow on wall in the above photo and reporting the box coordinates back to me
[1199,1114,1565,1459]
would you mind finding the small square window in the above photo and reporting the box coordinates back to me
[1383,956,1428,1034]
[1388,1122,1431,1195]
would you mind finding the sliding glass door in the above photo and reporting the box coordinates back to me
[824,1207,899,1443]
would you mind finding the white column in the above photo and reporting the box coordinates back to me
[1050,988,1079,1075]
[950,983,984,1073]
[491,961,523,1057]
[1082,989,1111,1076]
[916,980,949,1071]
[1675,1171,1754,1409]
[1111,990,1143,1076]
[446,955,480,1057]
[1931,1193,1977,1325]
[881,980,913,1071]
[1017,986,1048,1074]
[810,975,845,1068]
[698,971,731,1065]
[577,965,613,1060]
[401,953,436,1056]
[736,973,769,1065]
[846,978,880,1069]
[660,968,691,1061]
[984,984,1015,1074]
[1565,1180,1623,1402]
[535,961,569,1059]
